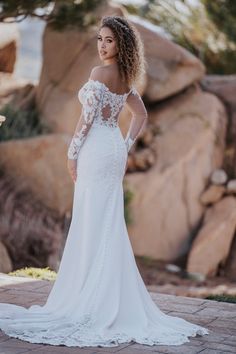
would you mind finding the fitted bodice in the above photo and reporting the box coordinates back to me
[78,79,135,129]
[67,78,147,160]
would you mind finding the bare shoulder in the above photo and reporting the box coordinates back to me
[90,65,118,84]
[89,65,130,93]
[89,66,107,82]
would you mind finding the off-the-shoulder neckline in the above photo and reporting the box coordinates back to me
[87,79,134,97]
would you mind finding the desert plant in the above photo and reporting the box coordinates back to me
[205,294,236,304]
[9,266,57,281]
[0,104,51,142]
[124,183,134,225]
[121,0,236,74]
[0,0,106,30]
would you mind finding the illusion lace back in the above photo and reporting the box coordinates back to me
[67,79,148,159]
[0,79,209,347]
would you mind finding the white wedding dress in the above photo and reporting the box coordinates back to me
[0,78,209,347]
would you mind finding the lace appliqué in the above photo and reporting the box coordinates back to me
[67,79,147,159]
[86,80,132,129]
[123,86,148,153]
[1,314,209,348]
[67,81,103,160]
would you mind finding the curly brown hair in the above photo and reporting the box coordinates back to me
[98,15,146,87]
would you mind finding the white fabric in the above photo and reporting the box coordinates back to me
[0,79,209,347]
[67,80,147,159]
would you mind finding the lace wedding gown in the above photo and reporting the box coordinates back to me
[0,78,209,347]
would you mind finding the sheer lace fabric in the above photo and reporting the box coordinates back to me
[0,78,209,348]
[124,86,148,151]
[67,79,147,159]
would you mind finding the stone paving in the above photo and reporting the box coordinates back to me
[0,273,235,354]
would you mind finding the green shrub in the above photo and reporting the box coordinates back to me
[0,104,51,142]
[124,184,134,225]
[205,294,236,303]
[0,0,106,31]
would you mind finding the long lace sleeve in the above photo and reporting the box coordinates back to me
[67,80,103,159]
[124,87,148,152]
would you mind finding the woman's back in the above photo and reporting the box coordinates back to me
[66,65,148,159]
[92,64,131,95]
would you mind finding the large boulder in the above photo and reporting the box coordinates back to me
[225,233,236,281]
[0,174,64,271]
[132,17,206,102]
[0,134,73,215]
[0,23,19,73]
[187,196,236,276]
[124,87,227,261]
[36,9,204,134]
[0,241,13,273]
[200,184,226,205]
[201,75,236,177]
[201,75,236,141]
[36,4,127,134]
[0,73,31,109]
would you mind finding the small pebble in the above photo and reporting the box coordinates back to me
[210,169,227,185]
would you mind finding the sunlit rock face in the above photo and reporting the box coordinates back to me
[125,88,227,261]
[36,10,205,134]
[187,196,236,276]
[0,133,73,215]
[131,16,205,103]
[0,5,229,265]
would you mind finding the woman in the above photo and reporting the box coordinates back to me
[0,15,209,347]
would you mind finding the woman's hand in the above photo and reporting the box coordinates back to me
[67,159,77,182]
